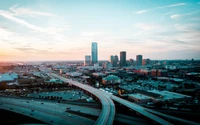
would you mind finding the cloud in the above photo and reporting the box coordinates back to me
[81,31,102,37]
[170,10,200,20]
[0,10,44,32]
[173,40,187,44]
[134,23,159,30]
[9,5,56,17]
[135,3,186,14]
[174,24,200,32]
[0,9,69,35]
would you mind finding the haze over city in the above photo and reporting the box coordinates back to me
[0,0,200,61]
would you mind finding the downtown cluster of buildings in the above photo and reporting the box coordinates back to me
[84,42,150,68]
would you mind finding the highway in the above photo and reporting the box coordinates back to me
[50,73,171,125]
[0,97,96,125]
[49,73,115,125]
[4,72,198,125]
[50,73,200,125]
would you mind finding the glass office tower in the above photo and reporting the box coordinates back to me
[91,42,98,64]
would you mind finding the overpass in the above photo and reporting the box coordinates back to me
[51,73,200,125]
[0,97,95,125]
[49,73,115,125]
[50,73,171,125]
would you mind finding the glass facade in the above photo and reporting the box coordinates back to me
[92,42,98,64]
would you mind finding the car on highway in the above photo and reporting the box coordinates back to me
[66,107,71,110]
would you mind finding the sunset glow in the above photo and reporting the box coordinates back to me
[0,0,200,61]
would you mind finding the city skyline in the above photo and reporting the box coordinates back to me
[0,0,200,61]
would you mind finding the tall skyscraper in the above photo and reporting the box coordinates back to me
[120,51,126,67]
[84,55,91,66]
[136,55,143,66]
[109,55,115,63]
[91,42,98,64]
[113,55,119,67]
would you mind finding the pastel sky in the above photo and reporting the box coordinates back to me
[0,0,200,61]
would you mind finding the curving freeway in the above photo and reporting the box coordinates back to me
[51,73,200,125]
[5,72,197,125]
[49,73,115,125]
[50,73,171,125]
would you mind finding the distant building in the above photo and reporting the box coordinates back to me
[0,73,18,83]
[84,55,91,66]
[91,42,98,64]
[120,51,126,67]
[93,72,106,77]
[151,69,167,77]
[102,75,121,85]
[142,58,150,65]
[102,62,113,69]
[113,55,119,67]
[115,55,119,62]
[110,55,118,67]
[126,58,134,66]
[129,58,134,64]
[128,93,152,103]
[136,55,142,66]
[109,55,115,63]
[66,72,82,77]
[140,69,151,75]
[131,89,192,103]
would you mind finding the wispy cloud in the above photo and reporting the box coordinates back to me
[81,31,102,37]
[134,23,159,30]
[0,9,69,35]
[174,24,200,32]
[135,3,187,14]
[170,10,200,20]
[9,5,56,17]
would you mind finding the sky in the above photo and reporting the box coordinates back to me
[0,0,200,61]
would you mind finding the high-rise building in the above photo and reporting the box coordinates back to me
[142,58,150,65]
[109,55,115,63]
[120,51,126,67]
[102,62,113,69]
[113,55,119,67]
[136,55,142,66]
[91,42,98,64]
[115,55,119,62]
[84,55,91,66]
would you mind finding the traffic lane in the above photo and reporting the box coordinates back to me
[1,103,74,125]
[144,108,200,125]
[1,98,95,125]
[65,80,171,125]
[1,100,94,125]
[111,96,172,125]
[1,97,100,116]
[50,74,115,125]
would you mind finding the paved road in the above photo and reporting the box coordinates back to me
[53,73,200,125]
[49,73,115,125]
[50,73,173,125]
[0,97,95,125]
